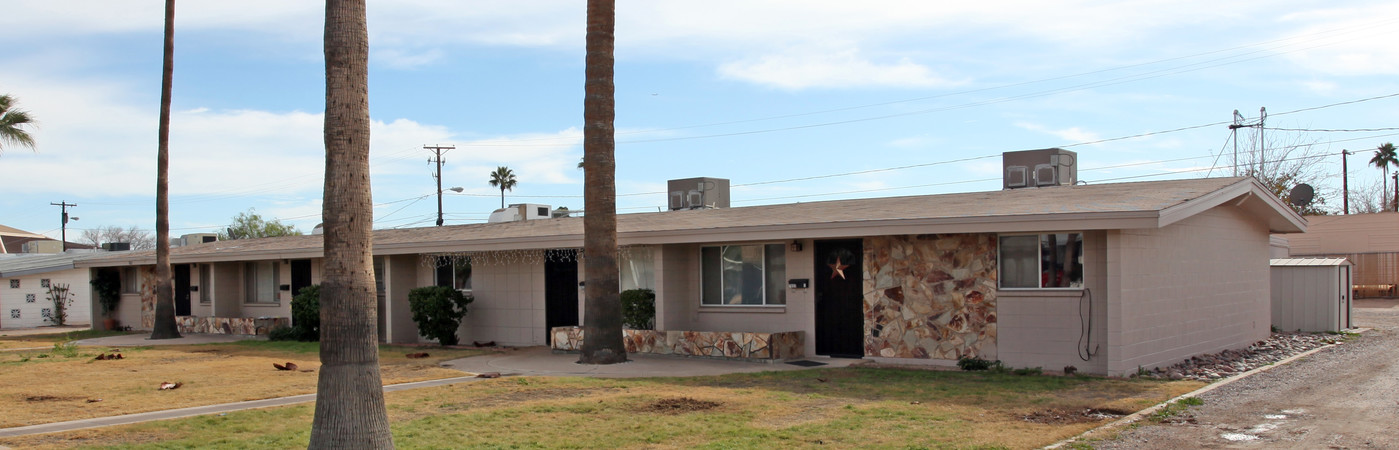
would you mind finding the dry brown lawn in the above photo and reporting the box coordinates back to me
[0,367,1206,449]
[0,338,489,428]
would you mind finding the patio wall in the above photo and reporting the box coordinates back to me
[551,326,804,361]
[176,315,289,335]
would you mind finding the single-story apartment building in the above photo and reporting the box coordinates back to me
[77,167,1304,376]
[0,252,101,329]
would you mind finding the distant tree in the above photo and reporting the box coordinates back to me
[1370,142,1397,211]
[0,94,37,155]
[218,208,303,240]
[1235,131,1332,215]
[1346,180,1392,214]
[488,166,517,208]
[81,226,155,250]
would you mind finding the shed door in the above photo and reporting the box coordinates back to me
[815,239,865,358]
[1341,266,1352,329]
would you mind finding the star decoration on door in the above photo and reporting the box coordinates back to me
[829,257,849,280]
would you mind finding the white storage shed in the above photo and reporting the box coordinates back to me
[1270,258,1353,333]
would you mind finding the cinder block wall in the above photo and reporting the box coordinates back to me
[1107,206,1271,376]
[998,230,1109,374]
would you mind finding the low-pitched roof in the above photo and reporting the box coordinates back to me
[0,252,106,278]
[76,176,1306,267]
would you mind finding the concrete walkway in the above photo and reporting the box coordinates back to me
[0,340,856,439]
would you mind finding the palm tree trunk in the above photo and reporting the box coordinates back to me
[579,0,627,365]
[309,0,393,448]
[149,0,181,340]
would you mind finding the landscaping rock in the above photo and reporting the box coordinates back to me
[1141,332,1343,382]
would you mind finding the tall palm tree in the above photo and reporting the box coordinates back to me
[310,0,393,447]
[149,0,181,340]
[0,94,37,155]
[1370,142,1397,211]
[579,0,627,365]
[488,166,517,208]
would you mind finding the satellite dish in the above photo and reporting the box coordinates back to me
[1289,184,1315,207]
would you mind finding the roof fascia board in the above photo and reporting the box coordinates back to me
[622,212,1161,245]
[0,265,79,278]
[1157,178,1306,232]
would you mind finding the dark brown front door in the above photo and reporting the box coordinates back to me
[815,239,865,358]
[174,264,191,316]
[290,259,313,298]
[544,250,580,344]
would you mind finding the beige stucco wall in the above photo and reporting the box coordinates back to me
[0,269,93,329]
[997,231,1109,374]
[1105,206,1271,376]
[655,241,821,357]
[456,257,547,346]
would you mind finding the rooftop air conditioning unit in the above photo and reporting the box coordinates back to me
[666,177,730,210]
[101,242,132,251]
[1002,148,1078,190]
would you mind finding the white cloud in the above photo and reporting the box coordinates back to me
[718,49,961,90]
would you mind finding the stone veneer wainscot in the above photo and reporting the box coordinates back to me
[864,234,998,360]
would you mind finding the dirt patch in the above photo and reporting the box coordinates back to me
[1020,407,1128,424]
[640,397,721,414]
[24,395,85,403]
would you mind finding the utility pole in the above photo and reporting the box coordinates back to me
[1342,149,1350,215]
[1227,108,1266,178]
[50,201,77,251]
[1392,172,1397,212]
[425,144,455,226]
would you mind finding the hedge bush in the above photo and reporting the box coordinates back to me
[289,285,321,341]
[408,286,474,346]
[621,288,656,330]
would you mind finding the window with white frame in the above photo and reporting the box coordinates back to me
[999,233,1084,289]
[121,268,140,294]
[701,244,786,306]
[244,261,280,303]
[199,264,212,303]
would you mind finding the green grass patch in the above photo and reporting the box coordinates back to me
[1148,396,1203,422]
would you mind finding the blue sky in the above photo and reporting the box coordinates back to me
[2,1,1398,241]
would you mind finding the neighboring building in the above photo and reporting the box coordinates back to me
[1283,213,1399,298]
[77,169,1303,376]
[0,224,95,254]
[0,252,102,329]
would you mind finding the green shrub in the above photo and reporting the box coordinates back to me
[408,286,474,346]
[267,325,300,342]
[620,289,656,330]
[956,355,1001,371]
[290,285,321,341]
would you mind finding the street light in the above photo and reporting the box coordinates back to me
[437,186,463,226]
